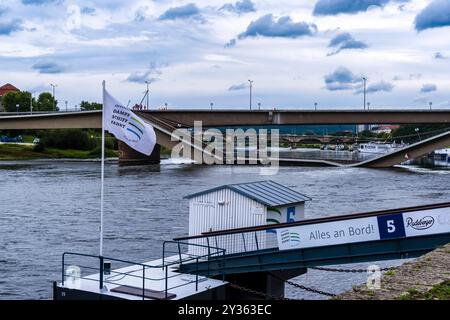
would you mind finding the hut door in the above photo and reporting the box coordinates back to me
[193,201,215,233]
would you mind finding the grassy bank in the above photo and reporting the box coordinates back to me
[337,243,450,300]
[0,143,118,160]
[399,281,450,300]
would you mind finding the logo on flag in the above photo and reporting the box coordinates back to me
[126,116,145,142]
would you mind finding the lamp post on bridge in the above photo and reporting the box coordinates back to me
[210,102,214,111]
[314,102,318,111]
[362,77,367,110]
[415,128,421,141]
[50,83,57,112]
[30,92,33,115]
[429,102,433,110]
[145,81,150,110]
[258,102,261,110]
[248,79,253,110]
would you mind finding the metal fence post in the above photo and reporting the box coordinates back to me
[221,251,226,282]
[99,256,104,290]
[177,242,182,265]
[142,265,145,300]
[195,257,199,291]
[162,242,166,269]
[242,233,247,252]
[206,237,211,259]
[165,267,169,300]
[61,253,65,286]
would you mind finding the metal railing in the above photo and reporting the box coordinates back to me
[61,241,225,300]
[173,201,450,258]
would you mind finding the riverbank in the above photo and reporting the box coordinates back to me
[336,243,450,300]
[0,143,118,160]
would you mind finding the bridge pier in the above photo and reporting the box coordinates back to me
[118,141,161,166]
[224,268,306,300]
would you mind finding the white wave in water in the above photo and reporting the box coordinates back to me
[161,157,196,165]
[397,164,450,175]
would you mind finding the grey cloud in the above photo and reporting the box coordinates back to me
[238,14,317,39]
[328,32,368,55]
[159,3,201,21]
[32,62,63,74]
[314,0,390,16]
[355,81,394,94]
[324,67,360,91]
[435,52,447,59]
[0,19,23,35]
[224,38,237,48]
[228,83,248,91]
[127,63,164,83]
[22,0,57,5]
[415,0,450,31]
[221,0,256,14]
[421,83,437,93]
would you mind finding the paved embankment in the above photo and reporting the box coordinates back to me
[337,243,450,300]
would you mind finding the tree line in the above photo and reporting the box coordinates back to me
[0,91,102,112]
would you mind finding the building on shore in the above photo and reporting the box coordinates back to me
[0,83,20,111]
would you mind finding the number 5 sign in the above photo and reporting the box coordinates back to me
[377,213,406,239]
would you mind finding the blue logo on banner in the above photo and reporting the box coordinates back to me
[377,213,406,239]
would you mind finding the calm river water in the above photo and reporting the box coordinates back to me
[1,158,449,299]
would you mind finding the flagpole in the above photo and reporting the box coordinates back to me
[100,80,106,258]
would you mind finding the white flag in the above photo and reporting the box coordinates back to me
[103,89,156,156]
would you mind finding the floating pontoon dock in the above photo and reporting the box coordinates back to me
[54,201,450,300]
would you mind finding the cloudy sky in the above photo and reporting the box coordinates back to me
[1,0,450,110]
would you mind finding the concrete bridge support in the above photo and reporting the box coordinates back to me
[224,268,306,300]
[118,141,161,166]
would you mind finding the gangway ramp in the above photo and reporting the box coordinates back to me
[175,202,450,276]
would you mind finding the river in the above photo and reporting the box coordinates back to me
[0,158,449,299]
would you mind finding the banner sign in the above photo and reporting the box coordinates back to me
[277,207,450,251]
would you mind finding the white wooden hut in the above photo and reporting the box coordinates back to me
[184,180,311,255]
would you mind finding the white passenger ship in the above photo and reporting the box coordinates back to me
[357,142,406,155]
[433,148,450,161]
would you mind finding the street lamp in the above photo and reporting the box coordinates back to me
[314,102,318,111]
[145,81,150,110]
[30,92,33,115]
[415,128,421,141]
[248,79,254,110]
[367,102,371,110]
[50,83,57,111]
[258,102,261,110]
[362,77,367,110]
[429,102,433,110]
[210,102,214,111]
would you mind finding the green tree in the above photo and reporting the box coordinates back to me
[36,92,58,112]
[38,129,96,150]
[2,91,34,112]
[357,130,377,139]
[392,124,450,143]
[80,101,102,111]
